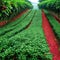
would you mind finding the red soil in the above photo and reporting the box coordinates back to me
[42,10,60,60]
[0,21,8,27]
[0,9,28,27]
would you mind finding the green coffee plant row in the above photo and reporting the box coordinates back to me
[0,0,33,21]
[38,0,60,12]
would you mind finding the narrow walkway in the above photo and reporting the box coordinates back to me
[42,10,60,60]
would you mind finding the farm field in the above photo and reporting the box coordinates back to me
[0,0,60,60]
[0,10,53,60]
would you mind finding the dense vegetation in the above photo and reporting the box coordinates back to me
[38,0,60,13]
[0,0,59,60]
[0,10,52,60]
[0,0,33,21]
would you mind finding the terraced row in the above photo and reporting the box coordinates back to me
[0,10,52,60]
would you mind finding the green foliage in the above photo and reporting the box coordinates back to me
[38,0,60,12]
[0,0,33,21]
[0,10,52,60]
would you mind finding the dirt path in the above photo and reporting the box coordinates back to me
[42,10,60,60]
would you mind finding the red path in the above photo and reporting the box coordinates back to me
[0,9,28,27]
[42,10,60,60]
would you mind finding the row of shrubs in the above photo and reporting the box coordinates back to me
[38,0,60,13]
[0,0,33,21]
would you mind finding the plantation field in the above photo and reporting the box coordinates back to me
[0,10,52,60]
[0,0,60,60]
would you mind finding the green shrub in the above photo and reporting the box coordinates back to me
[0,0,33,21]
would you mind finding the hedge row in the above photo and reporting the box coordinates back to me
[38,0,60,12]
[0,0,33,21]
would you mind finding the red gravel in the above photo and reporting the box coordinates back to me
[0,9,28,27]
[42,10,60,60]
